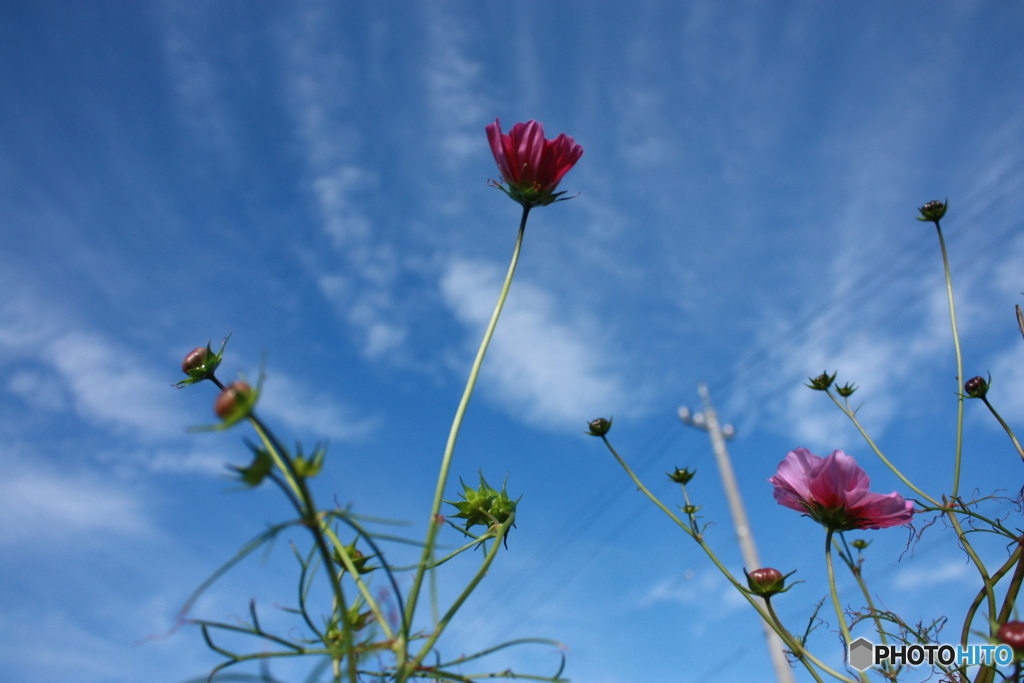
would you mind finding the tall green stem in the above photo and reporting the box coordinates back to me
[402,206,531,658]
[935,221,965,498]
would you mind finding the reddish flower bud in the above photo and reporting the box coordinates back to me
[175,335,231,388]
[182,347,209,373]
[214,381,255,420]
[744,567,795,597]
[963,375,989,398]
[998,621,1024,653]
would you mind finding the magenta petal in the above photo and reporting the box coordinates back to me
[486,119,515,183]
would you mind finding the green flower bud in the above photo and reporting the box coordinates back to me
[332,541,376,576]
[916,199,948,224]
[836,382,858,398]
[229,444,273,487]
[806,371,837,391]
[446,473,518,534]
[586,417,612,437]
[667,467,696,485]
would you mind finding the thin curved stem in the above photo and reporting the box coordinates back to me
[603,436,856,683]
[838,535,891,677]
[764,599,826,683]
[981,396,1024,462]
[401,206,531,674]
[408,517,515,674]
[935,221,966,498]
[825,529,869,683]
[829,392,938,507]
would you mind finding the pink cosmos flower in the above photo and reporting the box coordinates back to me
[769,448,914,531]
[486,118,583,208]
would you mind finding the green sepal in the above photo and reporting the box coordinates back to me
[293,442,327,478]
[229,442,274,487]
[445,472,518,533]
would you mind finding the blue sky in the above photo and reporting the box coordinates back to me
[3,2,1024,682]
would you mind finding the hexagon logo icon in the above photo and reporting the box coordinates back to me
[849,637,874,671]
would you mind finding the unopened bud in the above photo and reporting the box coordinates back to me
[836,382,858,398]
[668,467,696,485]
[998,621,1024,654]
[214,381,255,420]
[806,371,837,391]
[744,567,793,598]
[176,334,231,388]
[182,347,210,373]
[587,417,612,437]
[916,199,948,224]
[963,375,989,398]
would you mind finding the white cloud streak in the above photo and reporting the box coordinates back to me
[0,453,149,546]
[440,258,630,429]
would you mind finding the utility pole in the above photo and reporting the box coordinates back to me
[679,383,795,683]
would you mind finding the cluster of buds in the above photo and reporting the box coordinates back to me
[179,337,261,429]
[805,371,857,397]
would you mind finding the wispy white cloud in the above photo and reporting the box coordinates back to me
[280,13,412,362]
[638,568,746,621]
[423,5,489,170]
[440,258,631,429]
[160,3,241,167]
[0,278,185,441]
[46,331,184,439]
[258,371,379,441]
[890,558,971,591]
[0,451,149,546]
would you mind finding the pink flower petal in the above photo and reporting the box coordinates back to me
[769,447,914,531]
